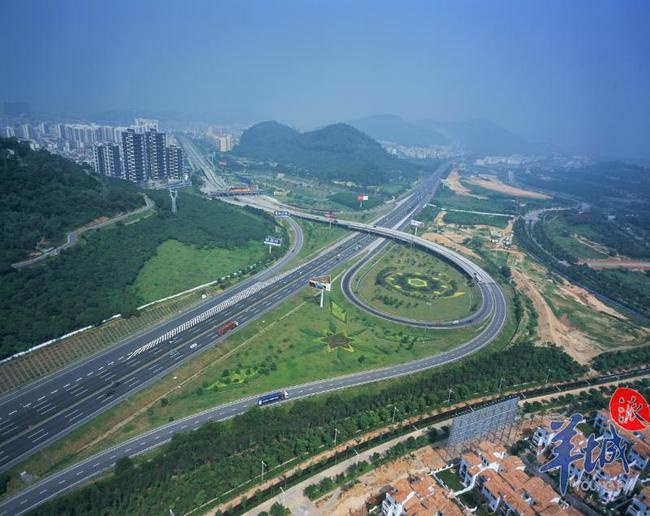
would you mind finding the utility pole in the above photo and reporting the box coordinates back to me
[168,187,178,214]
[392,406,398,424]
[545,368,552,385]
[498,377,505,395]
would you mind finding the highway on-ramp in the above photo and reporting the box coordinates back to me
[0,172,439,475]
[0,168,508,515]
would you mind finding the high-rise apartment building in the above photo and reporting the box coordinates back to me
[165,145,184,180]
[121,129,147,182]
[134,118,159,133]
[94,143,122,178]
[145,129,167,180]
[16,124,31,140]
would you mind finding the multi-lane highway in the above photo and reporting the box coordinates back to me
[176,134,228,191]
[0,216,304,471]
[0,166,509,514]
[0,172,439,471]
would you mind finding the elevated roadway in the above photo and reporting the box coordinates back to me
[0,167,509,514]
[0,174,437,474]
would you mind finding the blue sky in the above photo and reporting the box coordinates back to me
[1,0,649,158]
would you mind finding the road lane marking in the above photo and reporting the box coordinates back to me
[32,432,49,443]
[37,405,56,416]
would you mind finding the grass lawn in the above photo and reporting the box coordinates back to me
[134,239,268,303]
[293,219,350,262]
[442,211,511,228]
[354,242,479,321]
[6,271,492,488]
[544,215,610,260]
[437,468,465,491]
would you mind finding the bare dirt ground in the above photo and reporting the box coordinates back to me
[585,258,650,271]
[510,263,604,365]
[508,248,649,364]
[421,231,481,260]
[322,446,449,516]
[433,210,447,226]
[467,174,552,200]
[444,169,487,199]
[557,281,625,319]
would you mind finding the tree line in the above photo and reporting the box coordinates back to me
[31,341,585,515]
[514,218,650,318]
[0,190,282,359]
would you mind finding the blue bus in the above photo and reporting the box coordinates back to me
[257,391,289,406]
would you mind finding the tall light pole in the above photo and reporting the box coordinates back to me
[392,406,398,424]
[333,428,339,447]
[545,368,552,385]
[498,377,505,395]
[447,388,454,404]
[261,460,267,483]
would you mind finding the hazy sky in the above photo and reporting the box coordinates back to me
[1,0,649,158]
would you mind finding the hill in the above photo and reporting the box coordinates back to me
[349,114,448,146]
[419,118,540,155]
[0,190,280,359]
[348,115,544,155]
[232,121,417,185]
[0,138,143,271]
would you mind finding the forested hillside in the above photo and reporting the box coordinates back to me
[0,138,143,271]
[233,121,418,185]
[0,191,280,359]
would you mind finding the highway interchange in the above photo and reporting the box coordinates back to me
[0,166,507,514]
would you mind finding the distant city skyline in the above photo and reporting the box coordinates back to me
[1,0,649,159]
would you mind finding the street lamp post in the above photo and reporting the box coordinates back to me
[261,460,267,483]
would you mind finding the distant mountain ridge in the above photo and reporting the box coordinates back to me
[349,114,546,155]
[348,114,447,146]
[233,121,417,185]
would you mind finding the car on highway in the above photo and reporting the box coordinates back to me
[217,320,239,336]
[190,343,198,349]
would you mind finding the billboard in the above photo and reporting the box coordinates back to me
[447,396,519,449]
[410,219,425,228]
[356,194,369,201]
[309,275,332,291]
[274,210,291,218]
[263,236,282,247]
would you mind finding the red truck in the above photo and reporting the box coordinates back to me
[217,320,239,336]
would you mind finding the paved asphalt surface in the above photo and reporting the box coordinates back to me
[0,166,507,514]
[0,216,304,471]
[12,195,154,270]
[177,135,228,191]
